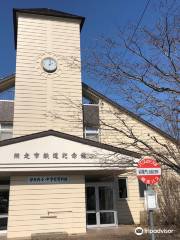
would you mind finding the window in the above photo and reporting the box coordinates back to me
[138,180,147,198]
[84,127,99,141]
[0,87,15,100]
[82,94,99,105]
[0,123,13,141]
[118,178,127,198]
[83,96,95,105]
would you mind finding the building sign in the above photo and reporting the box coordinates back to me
[13,152,96,160]
[0,135,129,172]
[28,176,69,184]
[136,157,161,185]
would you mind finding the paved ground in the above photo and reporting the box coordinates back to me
[69,226,179,240]
[0,225,179,240]
[69,225,136,239]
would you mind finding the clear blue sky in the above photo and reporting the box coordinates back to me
[0,0,167,129]
[0,0,158,83]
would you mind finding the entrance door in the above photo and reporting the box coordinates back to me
[0,184,9,231]
[86,183,117,227]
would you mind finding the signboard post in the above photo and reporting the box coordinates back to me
[136,157,161,240]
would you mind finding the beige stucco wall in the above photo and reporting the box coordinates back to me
[13,13,83,138]
[99,100,172,152]
[7,174,86,238]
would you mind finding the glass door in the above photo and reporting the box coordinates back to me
[86,186,97,226]
[98,186,116,225]
[0,184,9,231]
[86,183,117,227]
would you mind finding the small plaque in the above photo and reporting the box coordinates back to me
[144,189,158,210]
[28,176,69,184]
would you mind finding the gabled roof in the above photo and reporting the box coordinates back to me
[13,8,85,48]
[0,129,140,159]
[0,74,177,144]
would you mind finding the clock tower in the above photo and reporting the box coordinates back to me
[13,9,85,137]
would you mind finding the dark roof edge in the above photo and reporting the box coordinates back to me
[82,83,178,144]
[0,74,15,82]
[13,8,85,49]
[0,130,141,158]
[0,74,15,92]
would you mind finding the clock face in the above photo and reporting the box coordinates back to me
[42,57,57,73]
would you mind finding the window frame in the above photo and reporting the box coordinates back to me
[82,95,99,105]
[83,103,99,106]
[84,127,99,142]
[0,123,13,141]
[118,177,128,199]
[138,180,147,198]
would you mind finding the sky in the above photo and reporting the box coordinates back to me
[0,0,158,78]
[0,0,162,112]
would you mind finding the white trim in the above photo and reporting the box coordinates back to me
[0,214,8,219]
[85,127,99,134]
[0,230,7,235]
[83,103,99,106]
[0,100,14,102]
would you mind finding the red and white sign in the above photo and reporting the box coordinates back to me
[136,157,161,185]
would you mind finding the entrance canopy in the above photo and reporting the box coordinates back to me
[0,130,140,172]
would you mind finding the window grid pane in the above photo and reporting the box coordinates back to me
[138,180,147,198]
[85,127,99,142]
[1,123,13,130]
[0,123,13,141]
[118,178,127,198]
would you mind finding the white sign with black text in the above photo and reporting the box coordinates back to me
[144,189,158,210]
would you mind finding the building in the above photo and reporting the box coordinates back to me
[0,8,176,239]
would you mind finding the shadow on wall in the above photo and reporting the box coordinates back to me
[118,199,134,224]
